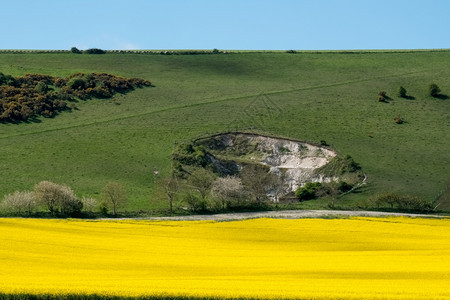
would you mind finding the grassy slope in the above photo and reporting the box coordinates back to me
[0,51,449,212]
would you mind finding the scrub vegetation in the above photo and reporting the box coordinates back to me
[0,72,151,122]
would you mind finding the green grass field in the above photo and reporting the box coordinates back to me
[0,51,449,213]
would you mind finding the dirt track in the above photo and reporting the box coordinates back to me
[140,210,447,221]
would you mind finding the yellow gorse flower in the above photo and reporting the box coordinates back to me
[0,217,449,299]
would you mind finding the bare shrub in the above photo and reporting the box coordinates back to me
[159,176,180,215]
[369,192,432,211]
[101,182,127,216]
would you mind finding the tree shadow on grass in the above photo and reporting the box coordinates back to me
[435,94,449,100]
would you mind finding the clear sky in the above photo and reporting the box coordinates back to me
[1,0,449,50]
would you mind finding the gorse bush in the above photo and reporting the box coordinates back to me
[0,72,152,123]
[67,77,87,90]
[394,115,404,124]
[172,143,209,170]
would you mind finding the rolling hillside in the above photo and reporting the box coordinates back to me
[0,50,449,212]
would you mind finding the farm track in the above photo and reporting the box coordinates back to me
[106,209,448,221]
[0,67,441,140]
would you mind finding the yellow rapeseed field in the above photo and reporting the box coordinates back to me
[0,217,449,299]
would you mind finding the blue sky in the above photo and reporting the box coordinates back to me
[1,0,449,50]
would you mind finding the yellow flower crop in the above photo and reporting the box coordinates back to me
[0,217,449,299]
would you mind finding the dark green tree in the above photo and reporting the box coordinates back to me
[70,47,82,54]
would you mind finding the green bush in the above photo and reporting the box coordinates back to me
[172,143,209,168]
[429,83,441,97]
[184,191,208,212]
[84,48,106,54]
[337,181,353,193]
[70,47,82,54]
[0,72,16,86]
[398,86,407,98]
[34,81,48,93]
[67,77,87,90]
[295,182,322,201]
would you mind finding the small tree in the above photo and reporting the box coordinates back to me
[34,181,59,214]
[211,176,246,210]
[101,182,127,216]
[397,86,407,98]
[1,191,36,215]
[162,176,179,215]
[434,181,450,211]
[429,83,441,97]
[34,181,82,216]
[317,182,340,209]
[187,168,216,201]
[241,165,277,205]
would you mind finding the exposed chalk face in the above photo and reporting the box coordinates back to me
[197,133,339,198]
